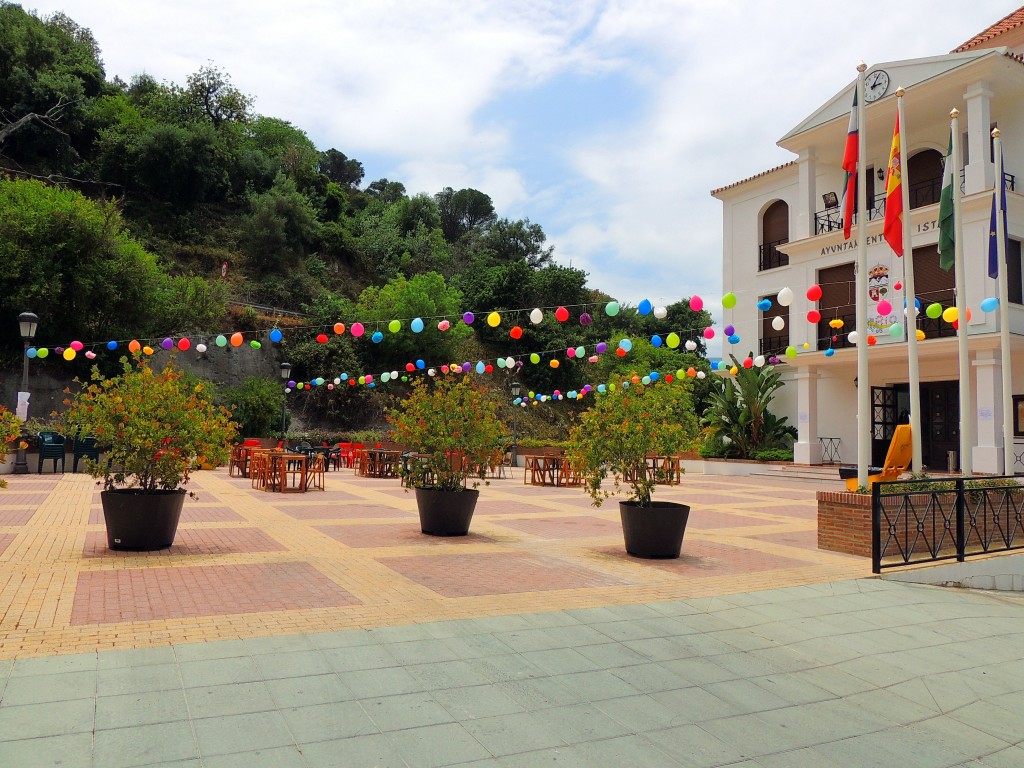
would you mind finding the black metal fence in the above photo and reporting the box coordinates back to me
[872,476,1024,573]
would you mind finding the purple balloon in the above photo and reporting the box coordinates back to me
[462,312,475,324]
[288,380,296,388]
[596,342,607,354]
[724,324,735,336]
[161,337,174,350]
[579,312,592,326]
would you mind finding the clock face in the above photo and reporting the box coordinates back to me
[864,69,890,102]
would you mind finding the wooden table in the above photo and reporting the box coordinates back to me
[357,449,403,478]
[267,452,307,493]
[528,455,563,486]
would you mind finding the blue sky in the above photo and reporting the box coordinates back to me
[21,0,1018,325]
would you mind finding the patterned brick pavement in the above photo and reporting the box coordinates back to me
[0,467,868,660]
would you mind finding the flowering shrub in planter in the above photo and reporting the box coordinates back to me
[60,357,238,492]
[0,407,23,488]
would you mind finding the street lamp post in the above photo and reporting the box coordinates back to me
[279,362,292,442]
[13,312,39,475]
[510,380,521,466]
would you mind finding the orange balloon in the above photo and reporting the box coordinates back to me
[230,332,243,347]
[128,339,141,353]
[333,322,346,335]
[549,359,560,368]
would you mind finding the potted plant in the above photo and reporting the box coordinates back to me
[0,407,23,487]
[389,376,504,535]
[60,357,238,550]
[565,378,700,558]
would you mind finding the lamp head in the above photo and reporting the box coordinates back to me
[511,380,521,398]
[280,362,292,379]
[18,311,38,341]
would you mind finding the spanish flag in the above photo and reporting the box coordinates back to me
[883,113,903,256]
[841,91,858,240]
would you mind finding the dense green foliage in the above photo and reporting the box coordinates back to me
[218,377,284,438]
[0,4,717,434]
[701,356,796,459]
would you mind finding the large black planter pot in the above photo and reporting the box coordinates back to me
[619,500,690,559]
[101,488,186,550]
[414,487,479,536]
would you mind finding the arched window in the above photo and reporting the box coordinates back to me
[907,149,944,208]
[760,200,789,270]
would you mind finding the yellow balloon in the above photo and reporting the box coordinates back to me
[916,329,926,340]
[730,366,739,375]
[487,311,501,327]
[143,346,155,355]
[942,306,958,323]
[63,347,76,361]
[802,342,810,349]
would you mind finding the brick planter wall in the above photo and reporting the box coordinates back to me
[817,490,872,557]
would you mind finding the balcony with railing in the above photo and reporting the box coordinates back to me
[815,299,957,351]
[759,238,789,271]
[813,172,1015,236]
[759,334,789,357]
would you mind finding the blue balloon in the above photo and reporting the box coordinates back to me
[597,384,607,393]
[106,340,118,350]
[757,299,772,311]
[340,373,349,380]
[649,371,660,381]
[825,348,836,357]
[26,347,37,359]
[372,331,384,343]
[476,361,486,374]
[410,317,424,333]
[637,299,653,315]
[269,328,283,343]
[728,334,740,344]
[619,338,633,352]
[981,297,1000,312]
[622,381,631,388]
[416,359,425,369]
[651,335,663,348]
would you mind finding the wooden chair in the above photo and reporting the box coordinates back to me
[249,452,269,490]
[305,453,326,491]
[229,445,248,477]
[840,424,913,491]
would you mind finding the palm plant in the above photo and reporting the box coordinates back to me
[701,356,795,459]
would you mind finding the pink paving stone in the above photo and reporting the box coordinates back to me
[377,552,629,597]
[684,509,774,530]
[493,516,621,539]
[180,506,245,523]
[88,506,102,525]
[593,539,813,576]
[70,562,359,624]
[745,529,822,549]
[0,506,39,525]
[316,523,494,548]
[277,504,414,520]
[474,501,558,516]
[0,533,16,556]
[82,527,287,558]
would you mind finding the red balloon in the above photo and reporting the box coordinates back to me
[616,347,627,357]
[665,374,674,383]
[485,364,493,373]
[806,285,823,302]
[867,335,877,345]
[316,333,328,344]
[405,362,415,372]
[555,306,569,322]
[807,310,821,323]
[743,357,754,368]
[510,325,523,339]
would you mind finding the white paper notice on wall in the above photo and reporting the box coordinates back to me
[15,391,29,421]
[799,412,809,423]
[978,407,993,421]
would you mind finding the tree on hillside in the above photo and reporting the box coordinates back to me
[319,148,364,188]
[178,64,252,128]
[435,186,496,243]
[482,217,553,267]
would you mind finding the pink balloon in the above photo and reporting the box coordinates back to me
[70,340,84,352]
[351,322,365,337]
[876,300,892,316]
[690,295,703,312]
[703,327,715,339]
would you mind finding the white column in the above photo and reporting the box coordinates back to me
[973,350,1002,474]
[795,148,816,240]
[964,82,994,194]
[793,367,822,465]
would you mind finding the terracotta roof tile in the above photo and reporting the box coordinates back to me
[710,161,795,197]
[953,6,1024,52]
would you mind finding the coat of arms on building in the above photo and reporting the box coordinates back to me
[868,263,889,303]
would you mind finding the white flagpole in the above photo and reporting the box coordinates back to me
[897,89,923,473]
[951,109,973,476]
[994,129,1014,475]
[856,64,871,489]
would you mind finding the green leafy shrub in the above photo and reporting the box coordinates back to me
[220,377,283,438]
[751,448,793,462]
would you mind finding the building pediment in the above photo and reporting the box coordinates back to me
[779,49,1004,146]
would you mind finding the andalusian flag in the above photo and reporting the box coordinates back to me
[883,113,903,256]
[938,130,955,271]
[989,150,1008,279]
[841,91,859,240]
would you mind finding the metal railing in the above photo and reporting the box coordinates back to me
[872,476,1024,573]
[759,333,788,357]
[814,306,956,351]
[759,238,789,271]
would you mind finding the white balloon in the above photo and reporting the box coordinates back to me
[505,356,515,368]
[771,316,785,331]
[391,371,399,379]
[754,355,766,367]
[530,308,544,324]
[428,368,436,376]
[685,340,697,351]
[848,331,860,344]
[696,371,706,379]
[653,306,668,319]
[195,343,207,353]
[333,377,341,385]
[777,287,794,306]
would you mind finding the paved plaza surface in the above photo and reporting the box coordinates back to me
[0,468,1022,766]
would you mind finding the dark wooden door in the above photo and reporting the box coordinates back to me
[921,381,960,471]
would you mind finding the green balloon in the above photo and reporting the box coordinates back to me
[250,340,261,349]
[926,302,943,319]
[37,347,49,359]
[605,301,620,316]
[530,353,540,364]
[388,319,401,333]
[722,292,737,309]
[215,334,227,347]
[785,346,797,359]
[889,322,903,338]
